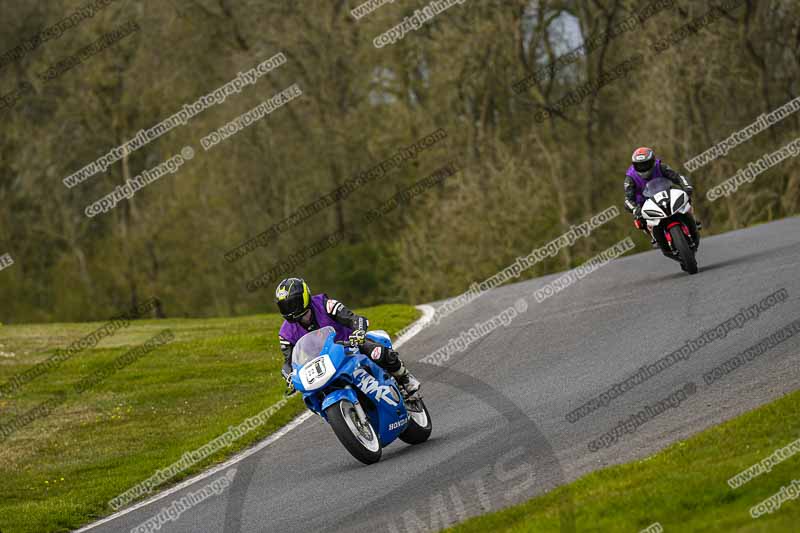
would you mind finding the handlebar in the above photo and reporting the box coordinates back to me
[335,340,359,349]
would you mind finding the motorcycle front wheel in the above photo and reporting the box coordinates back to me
[326,400,382,464]
[670,225,698,274]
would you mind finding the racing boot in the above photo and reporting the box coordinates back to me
[391,362,420,396]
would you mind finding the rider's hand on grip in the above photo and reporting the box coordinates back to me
[349,329,366,346]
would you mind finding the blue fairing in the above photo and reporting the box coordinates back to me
[366,329,393,349]
[321,388,358,412]
[290,328,409,446]
[350,356,409,444]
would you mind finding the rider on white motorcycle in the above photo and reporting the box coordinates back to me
[624,146,699,251]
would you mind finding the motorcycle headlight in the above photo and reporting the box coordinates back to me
[672,194,686,211]
[644,210,664,218]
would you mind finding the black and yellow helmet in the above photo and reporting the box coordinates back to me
[275,277,311,322]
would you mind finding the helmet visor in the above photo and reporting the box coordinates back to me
[277,293,307,322]
[633,159,655,173]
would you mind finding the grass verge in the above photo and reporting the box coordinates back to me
[0,304,419,533]
[447,386,800,532]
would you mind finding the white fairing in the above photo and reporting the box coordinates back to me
[300,354,336,391]
[671,189,691,214]
[642,198,665,218]
[642,189,690,229]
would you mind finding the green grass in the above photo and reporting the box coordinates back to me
[0,304,419,533]
[448,387,800,532]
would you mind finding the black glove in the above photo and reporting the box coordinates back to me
[684,185,694,197]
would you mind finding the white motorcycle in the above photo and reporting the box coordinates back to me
[638,178,700,274]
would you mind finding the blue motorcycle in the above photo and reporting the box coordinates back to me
[290,326,432,464]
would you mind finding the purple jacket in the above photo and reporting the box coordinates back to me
[625,159,666,205]
[278,293,354,345]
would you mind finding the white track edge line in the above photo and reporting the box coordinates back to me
[74,304,435,531]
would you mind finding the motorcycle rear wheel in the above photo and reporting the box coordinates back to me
[399,398,432,444]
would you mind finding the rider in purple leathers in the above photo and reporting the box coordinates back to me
[275,277,420,395]
[624,146,699,251]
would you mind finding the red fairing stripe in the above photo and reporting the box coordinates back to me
[664,222,681,242]
[664,221,690,242]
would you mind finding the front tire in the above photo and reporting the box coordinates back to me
[669,225,698,275]
[325,400,382,465]
[399,398,432,444]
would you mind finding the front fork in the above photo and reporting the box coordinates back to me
[663,215,699,252]
[685,210,700,247]
[347,386,370,426]
[639,211,699,257]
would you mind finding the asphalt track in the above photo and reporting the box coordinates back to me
[80,217,800,533]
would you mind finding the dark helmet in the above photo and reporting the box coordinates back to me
[275,277,311,322]
[631,146,656,177]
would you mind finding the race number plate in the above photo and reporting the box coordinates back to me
[304,357,327,384]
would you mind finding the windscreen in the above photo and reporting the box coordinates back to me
[292,326,335,366]
[642,177,673,198]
